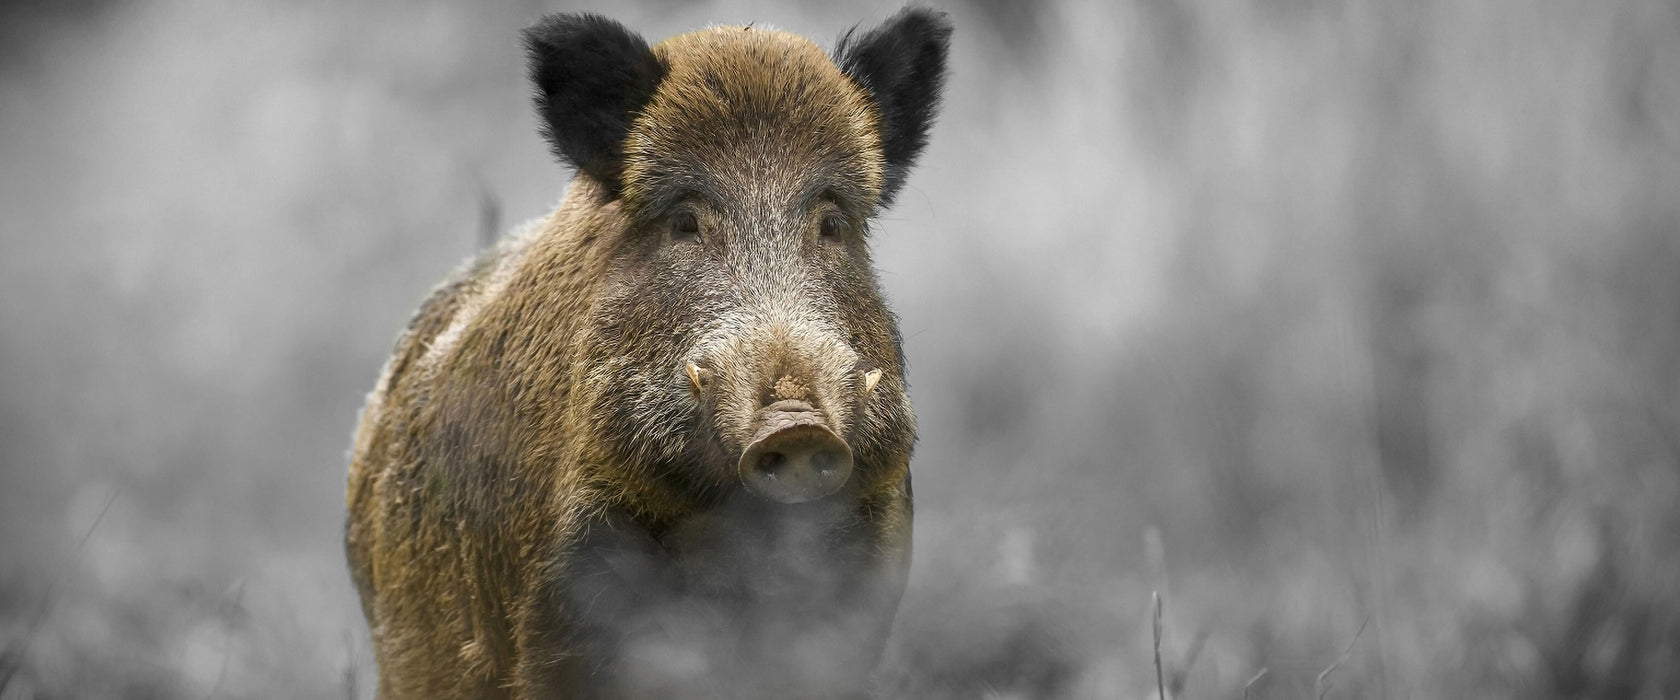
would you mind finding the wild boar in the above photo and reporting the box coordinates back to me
[345,8,949,699]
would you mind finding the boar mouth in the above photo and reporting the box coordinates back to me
[737,400,854,504]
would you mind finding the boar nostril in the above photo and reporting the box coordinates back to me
[812,450,839,476]
[758,451,787,477]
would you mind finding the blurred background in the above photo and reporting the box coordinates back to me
[2,0,1678,697]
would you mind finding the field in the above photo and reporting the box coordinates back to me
[2,0,1677,697]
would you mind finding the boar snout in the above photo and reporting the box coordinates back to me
[738,400,853,503]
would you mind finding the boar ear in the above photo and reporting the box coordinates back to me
[834,7,952,209]
[524,14,665,198]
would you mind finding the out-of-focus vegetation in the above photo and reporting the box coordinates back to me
[2,0,1676,697]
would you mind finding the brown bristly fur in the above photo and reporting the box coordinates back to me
[346,12,947,698]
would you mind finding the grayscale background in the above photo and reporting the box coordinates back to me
[2,0,1677,697]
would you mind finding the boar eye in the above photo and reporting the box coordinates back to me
[819,212,845,240]
[670,211,700,240]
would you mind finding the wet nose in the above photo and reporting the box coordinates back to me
[738,400,854,504]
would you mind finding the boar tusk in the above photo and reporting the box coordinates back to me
[863,368,883,395]
[686,363,705,394]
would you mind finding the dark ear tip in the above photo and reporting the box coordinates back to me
[893,6,954,38]
[836,6,953,61]
[522,12,628,43]
[521,13,574,54]
[522,14,651,73]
